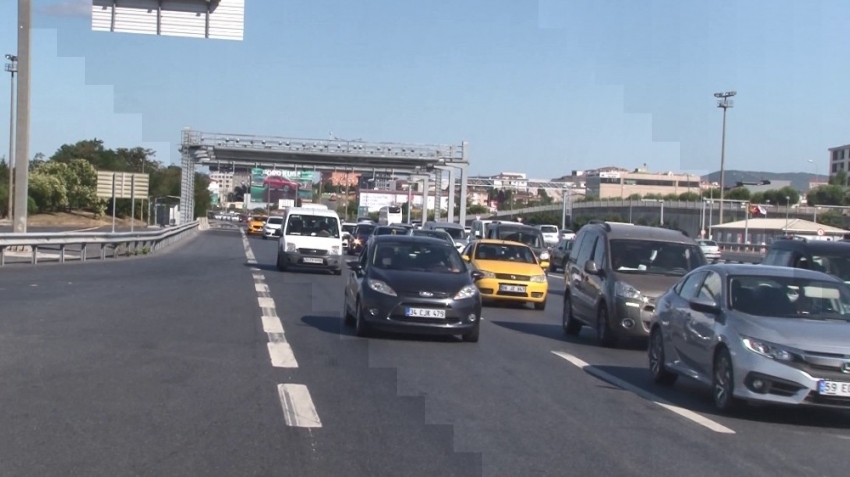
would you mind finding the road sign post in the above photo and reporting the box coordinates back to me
[97,171,150,233]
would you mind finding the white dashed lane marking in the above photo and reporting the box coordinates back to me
[551,351,735,435]
[240,229,320,428]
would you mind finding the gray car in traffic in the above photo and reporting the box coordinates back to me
[649,263,850,412]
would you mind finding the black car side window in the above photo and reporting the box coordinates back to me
[592,237,606,268]
[360,246,369,269]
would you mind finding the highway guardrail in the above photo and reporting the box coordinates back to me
[0,219,206,267]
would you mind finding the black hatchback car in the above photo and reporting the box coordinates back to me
[343,235,484,342]
[761,236,850,282]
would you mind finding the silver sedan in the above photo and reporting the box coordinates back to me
[648,263,850,412]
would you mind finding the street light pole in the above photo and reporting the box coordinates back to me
[13,0,31,233]
[4,54,16,221]
[715,90,736,228]
[785,195,790,234]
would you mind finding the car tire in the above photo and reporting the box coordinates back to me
[712,347,740,412]
[649,328,678,385]
[462,323,480,343]
[332,268,342,275]
[596,306,617,348]
[354,299,370,337]
[562,293,582,335]
[343,297,355,326]
[533,300,546,311]
[262,235,267,240]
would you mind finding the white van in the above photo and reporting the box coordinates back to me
[276,207,343,275]
[470,219,522,240]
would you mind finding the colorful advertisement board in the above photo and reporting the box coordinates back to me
[249,168,316,204]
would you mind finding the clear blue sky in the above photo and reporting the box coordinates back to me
[1,0,849,179]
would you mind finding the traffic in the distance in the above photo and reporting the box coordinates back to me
[248,209,850,415]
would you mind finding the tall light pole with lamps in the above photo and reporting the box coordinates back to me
[715,91,736,227]
[4,54,16,221]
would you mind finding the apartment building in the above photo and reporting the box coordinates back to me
[828,144,850,177]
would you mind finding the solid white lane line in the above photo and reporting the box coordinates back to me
[551,351,735,435]
[255,282,270,293]
[547,273,564,280]
[277,384,322,428]
[268,342,298,368]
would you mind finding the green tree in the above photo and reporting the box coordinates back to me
[807,184,844,206]
[725,187,751,201]
[29,172,68,212]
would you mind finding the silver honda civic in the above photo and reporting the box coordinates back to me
[648,263,850,412]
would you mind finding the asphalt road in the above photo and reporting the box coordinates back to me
[0,227,846,476]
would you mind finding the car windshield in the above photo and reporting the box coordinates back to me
[474,243,537,264]
[699,240,718,247]
[495,229,543,248]
[729,275,850,320]
[252,216,266,222]
[372,242,465,273]
[285,215,340,238]
[609,239,704,276]
[267,217,283,225]
[411,230,454,244]
[539,225,558,233]
[342,224,356,234]
[375,227,406,236]
[431,227,464,239]
[355,225,375,236]
[807,254,850,282]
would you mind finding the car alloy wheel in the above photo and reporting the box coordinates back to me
[713,349,737,411]
[649,329,677,385]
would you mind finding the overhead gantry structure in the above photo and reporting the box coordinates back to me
[179,128,471,224]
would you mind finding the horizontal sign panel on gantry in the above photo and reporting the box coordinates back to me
[92,0,244,41]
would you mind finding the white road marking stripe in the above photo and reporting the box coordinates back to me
[547,273,564,280]
[277,384,322,428]
[262,316,284,334]
[551,351,735,434]
[253,273,264,280]
[258,296,276,309]
[268,342,298,368]
[267,332,287,343]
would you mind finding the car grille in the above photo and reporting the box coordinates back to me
[786,350,850,381]
[298,248,328,256]
[495,273,530,281]
[400,291,451,299]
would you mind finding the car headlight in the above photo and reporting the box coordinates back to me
[479,270,496,279]
[367,278,397,296]
[539,252,550,261]
[454,285,478,300]
[330,246,341,255]
[615,281,641,300]
[741,337,794,362]
[530,275,547,283]
[285,242,297,252]
[354,238,361,245]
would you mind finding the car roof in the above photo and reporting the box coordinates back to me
[701,263,841,281]
[474,239,533,247]
[425,221,464,229]
[587,222,693,243]
[768,238,850,252]
[285,207,339,217]
[371,235,452,245]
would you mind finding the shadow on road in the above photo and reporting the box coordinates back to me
[490,320,648,351]
[591,364,850,429]
[301,315,460,343]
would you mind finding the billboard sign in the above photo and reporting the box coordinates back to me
[249,168,316,205]
[96,171,149,199]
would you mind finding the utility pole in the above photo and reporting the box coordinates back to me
[4,54,16,221]
[714,90,736,228]
[13,0,31,232]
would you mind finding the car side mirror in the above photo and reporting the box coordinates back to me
[346,261,362,273]
[689,297,721,314]
[461,255,470,262]
[273,229,282,237]
[470,270,484,281]
[583,259,599,275]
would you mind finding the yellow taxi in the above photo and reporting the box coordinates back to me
[247,215,267,235]
[461,239,548,310]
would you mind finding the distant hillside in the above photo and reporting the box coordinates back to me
[701,170,820,192]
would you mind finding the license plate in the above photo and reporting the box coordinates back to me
[818,380,850,397]
[303,257,324,264]
[405,308,446,318]
[499,284,526,293]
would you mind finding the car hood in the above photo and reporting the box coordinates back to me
[613,272,681,299]
[732,315,850,354]
[473,259,546,276]
[370,268,473,295]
